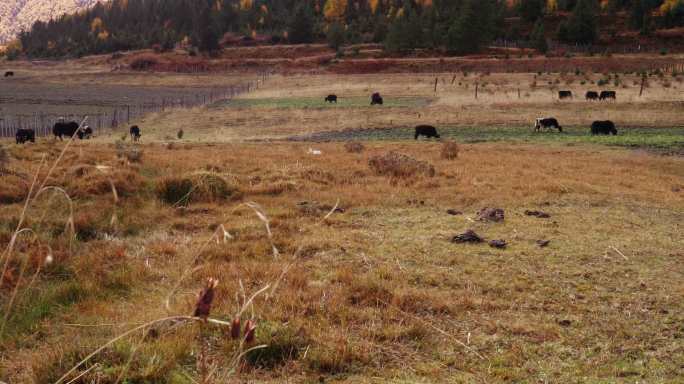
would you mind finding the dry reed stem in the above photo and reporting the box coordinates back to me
[0,118,87,341]
[55,282,272,384]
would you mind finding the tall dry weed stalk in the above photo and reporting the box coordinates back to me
[0,117,89,340]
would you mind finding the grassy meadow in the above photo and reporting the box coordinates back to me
[0,63,683,383]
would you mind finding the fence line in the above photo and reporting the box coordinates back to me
[0,72,270,139]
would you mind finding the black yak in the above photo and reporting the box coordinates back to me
[4,71,14,77]
[591,120,617,135]
[15,129,35,144]
[534,117,563,132]
[53,121,80,140]
[558,90,573,99]
[130,125,141,141]
[585,91,599,100]
[370,92,383,105]
[599,91,616,101]
[414,125,440,140]
[325,94,338,103]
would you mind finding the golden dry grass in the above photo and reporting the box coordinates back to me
[0,60,683,382]
[0,139,682,383]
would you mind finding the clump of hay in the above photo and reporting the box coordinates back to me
[440,140,459,160]
[0,174,27,204]
[344,141,365,153]
[116,142,143,163]
[369,152,435,178]
[156,172,241,206]
[65,165,146,199]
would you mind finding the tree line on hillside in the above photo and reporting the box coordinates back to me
[9,0,684,59]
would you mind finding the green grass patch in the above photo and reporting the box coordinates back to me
[305,126,684,152]
[1,280,89,343]
[217,96,433,109]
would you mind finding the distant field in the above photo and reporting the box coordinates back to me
[291,126,684,153]
[217,96,433,109]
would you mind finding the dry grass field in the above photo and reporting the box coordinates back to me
[0,61,683,383]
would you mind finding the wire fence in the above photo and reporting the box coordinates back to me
[0,72,270,139]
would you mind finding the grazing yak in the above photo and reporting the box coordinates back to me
[130,125,141,141]
[53,121,81,140]
[558,90,573,100]
[599,91,616,101]
[534,117,563,132]
[79,126,93,140]
[370,92,383,105]
[325,94,338,103]
[15,129,35,144]
[585,91,599,100]
[591,120,617,135]
[415,125,440,140]
[4,71,14,77]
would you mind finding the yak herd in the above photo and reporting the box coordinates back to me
[14,120,142,144]
[11,88,621,145]
[323,92,619,140]
[558,90,617,101]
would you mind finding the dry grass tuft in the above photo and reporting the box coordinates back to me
[0,145,8,170]
[344,141,365,153]
[440,140,459,160]
[115,142,144,163]
[156,172,241,206]
[65,166,145,199]
[0,174,28,204]
[369,151,435,179]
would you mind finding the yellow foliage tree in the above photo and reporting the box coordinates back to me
[369,0,380,13]
[324,0,348,20]
[90,17,103,33]
[240,0,253,10]
[547,0,557,12]
[661,0,683,13]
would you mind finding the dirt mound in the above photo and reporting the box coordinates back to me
[451,230,484,244]
[477,207,505,222]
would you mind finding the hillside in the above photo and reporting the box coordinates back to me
[0,0,98,44]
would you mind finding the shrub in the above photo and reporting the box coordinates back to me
[369,152,435,179]
[156,172,240,206]
[129,55,158,71]
[116,142,143,163]
[177,129,184,140]
[440,141,459,160]
[344,141,365,153]
[0,173,27,204]
[244,322,309,368]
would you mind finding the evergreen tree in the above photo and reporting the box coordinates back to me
[447,0,498,55]
[530,19,548,53]
[327,22,346,50]
[519,0,546,22]
[193,0,220,53]
[289,3,314,44]
[557,0,598,44]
